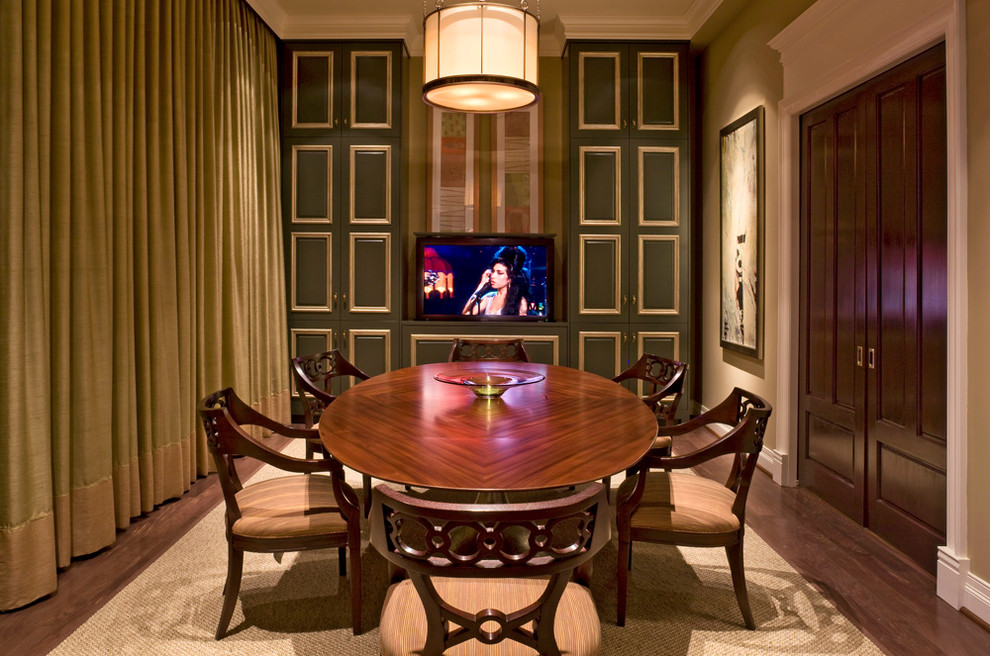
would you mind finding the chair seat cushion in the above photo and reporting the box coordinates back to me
[232,474,348,539]
[618,472,740,536]
[651,434,672,451]
[379,577,601,656]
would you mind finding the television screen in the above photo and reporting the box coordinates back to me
[416,234,553,321]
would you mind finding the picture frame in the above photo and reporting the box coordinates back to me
[719,106,764,357]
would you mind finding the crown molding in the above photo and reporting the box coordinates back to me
[557,15,694,42]
[279,15,419,45]
[684,0,724,35]
[244,0,288,35]
[244,1,419,47]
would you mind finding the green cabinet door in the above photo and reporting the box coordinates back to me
[283,42,401,138]
[569,42,688,139]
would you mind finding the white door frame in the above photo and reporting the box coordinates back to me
[769,0,969,608]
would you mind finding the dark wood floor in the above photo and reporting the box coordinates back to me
[2,433,989,655]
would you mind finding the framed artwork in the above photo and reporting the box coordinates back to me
[492,105,542,233]
[428,108,480,232]
[719,106,764,357]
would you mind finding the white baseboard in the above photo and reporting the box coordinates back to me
[964,571,990,626]
[939,548,990,624]
[758,448,787,485]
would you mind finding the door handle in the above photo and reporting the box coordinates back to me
[856,346,863,367]
[868,348,876,369]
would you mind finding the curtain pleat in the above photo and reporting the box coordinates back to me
[0,0,288,611]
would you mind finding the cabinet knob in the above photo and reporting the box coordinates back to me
[856,345,864,367]
[622,294,628,305]
[632,119,637,128]
[342,292,348,309]
[631,294,637,307]
[868,348,876,369]
[621,119,627,129]
[344,117,349,127]
[333,118,338,128]
[332,292,338,308]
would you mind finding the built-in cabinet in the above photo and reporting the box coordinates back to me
[279,39,696,405]
[280,41,403,393]
[565,41,692,409]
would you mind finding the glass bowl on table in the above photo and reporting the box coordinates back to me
[434,368,545,399]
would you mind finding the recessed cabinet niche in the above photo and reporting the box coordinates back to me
[280,41,403,391]
[566,41,692,411]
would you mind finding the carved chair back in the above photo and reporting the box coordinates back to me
[369,483,610,656]
[612,353,688,425]
[291,349,370,428]
[448,337,530,363]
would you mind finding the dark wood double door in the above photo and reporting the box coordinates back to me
[798,44,947,573]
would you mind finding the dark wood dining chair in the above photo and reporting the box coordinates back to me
[602,354,688,496]
[291,349,372,513]
[447,337,530,363]
[615,387,772,629]
[198,387,363,638]
[370,482,611,656]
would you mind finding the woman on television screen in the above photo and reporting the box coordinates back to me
[461,245,532,316]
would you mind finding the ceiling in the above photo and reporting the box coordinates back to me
[245,0,728,54]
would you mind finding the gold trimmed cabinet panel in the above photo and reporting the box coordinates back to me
[281,41,404,414]
[566,41,693,416]
[401,325,568,367]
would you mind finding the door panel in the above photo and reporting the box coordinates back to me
[799,98,865,522]
[636,51,678,131]
[637,235,678,316]
[348,50,392,130]
[575,50,622,131]
[579,146,622,225]
[575,329,622,378]
[578,235,622,316]
[918,67,949,444]
[348,232,391,313]
[865,46,947,572]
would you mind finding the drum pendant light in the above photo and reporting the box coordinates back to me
[423,1,540,113]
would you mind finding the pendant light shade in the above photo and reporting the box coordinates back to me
[423,1,539,113]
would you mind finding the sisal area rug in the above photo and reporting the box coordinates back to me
[50,443,883,656]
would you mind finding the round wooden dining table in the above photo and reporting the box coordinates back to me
[319,361,658,492]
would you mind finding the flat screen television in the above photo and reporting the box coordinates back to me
[416,234,554,321]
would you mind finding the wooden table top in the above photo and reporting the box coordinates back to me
[319,362,658,492]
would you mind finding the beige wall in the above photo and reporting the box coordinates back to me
[967,0,990,581]
[695,0,815,451]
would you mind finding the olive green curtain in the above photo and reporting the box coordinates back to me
[0,0,288,610]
